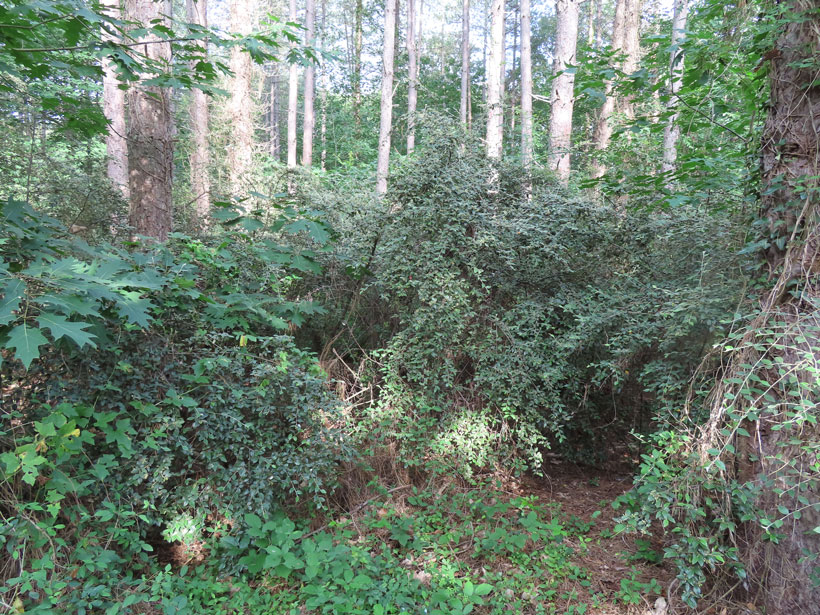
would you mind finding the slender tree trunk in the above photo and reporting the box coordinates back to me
[620,0,641,119]
[520,0,532,179]
[661,0,687,181]
[228,0,254,199]
[459,0,470,132]
[547,0,580,185]
[302,0,316,166]
[287,0,298,189]
[482,0,488,104]
[125,0,173,240]
[353,0,363,129]
[270,65,281,160]
[187,0,210,224]
[485,0,505,161]
[589,0,626,180]
[376,0,398,195]
[594,0,602,47]
[102,0,128,202]
[407,0,418,153]
[320,0,327,171]
[586,0,595,47]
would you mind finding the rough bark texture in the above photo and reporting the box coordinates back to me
[459,0,470,131]
[619,0,641,119]
[547,0,579,185]
[102,0,128,201]
[661,0,687,180]
[269,65,281,160]
[125,0,173,240]
[519,0,532,173]
[589,0,626,180]
[407,0,418,153]
[376,0,397,195]
[187,0,210,224]
[485,0,504,160]
[228,0,254,198]
[302,0,316,166]
[698,3,819,614]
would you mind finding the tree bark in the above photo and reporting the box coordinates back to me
[187,0,210,225]
[269,64,281,160]
[661,0,687,181]
[485,0,504,161]
[125,0,174,240]
[619,0,641,119]
[376,0,398,195]
[459,0,470,133]
[302,0,316,166]
[547,0,579,185]
[520,0,532,175]
[407,0,418,153]
[102,0,128,202]
[319,0,327,171]
[287,0,298,189]
[589,0,625,180]
[228,0,254,199]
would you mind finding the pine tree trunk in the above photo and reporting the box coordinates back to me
[102,0,128,202]
[520,0,532,175]
[459,0,470,132]
[407,0,418,153]
[376,0,398,195]
[228,0,254,198]
[661,0,687,181]
[187,0,210,225]
[302,0,315,166]
[125,0,174,240]
[589,0,625,180]
[547,0,579,185]
[485,0,504,161]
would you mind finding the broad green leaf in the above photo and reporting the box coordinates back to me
[6,323,48,368]
[0,278,25,326]
[37,313,97,349]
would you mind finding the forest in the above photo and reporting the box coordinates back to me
[0,0,817,613]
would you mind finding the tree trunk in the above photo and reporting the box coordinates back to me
[228,0,254,199]
[353,0,363,129]
[125,0,174,240]
[320,0,327,171]
[287,0,299,189]
[302,0,315,166]
[547,0,579,185]
[619,0,641,119]
[102,0,128,202]
[459,0,470,132]
[376,0,398,195]
[586,0,595,47]
[661,0,687,181]
[520,0,532,176]
[270,65,281,160]
[485,0,504,161]
[696,3,819,614]
[589,0,625,180]
[187,0,210,225]
[407,0,418,153]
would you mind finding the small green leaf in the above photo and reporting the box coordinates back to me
[37,313,98,349]
[6,324,48,369]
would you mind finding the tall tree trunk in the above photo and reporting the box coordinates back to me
[620,0,641,119]
[697,3,819,613]
[589,0,625,180]
[228,0,254,198]
[661,0,687,181]
[459,0,470,132]
[407,0,418,153]
[125,0,174,240]
[302,0,315,166]
[353,0,363,129]
[520,0,532,172]
[586,0,595,47]
[547,0,579,185]
[319,0,327,171]
[102,0,128,202]
[485,0,504,161]
[187,0,210,225]
[287,0,298,189]
[270,65,281,160]
[376,0,398,195]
